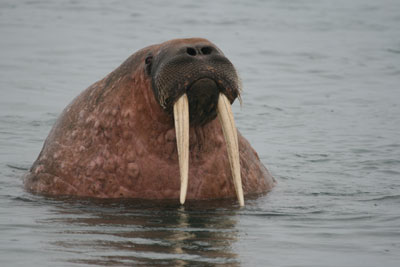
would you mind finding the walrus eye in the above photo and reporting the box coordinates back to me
[145,55,153,75]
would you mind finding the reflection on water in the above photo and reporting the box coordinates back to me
[41,198,239,266]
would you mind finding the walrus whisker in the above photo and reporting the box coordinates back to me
[217,93,245,206]
[173,94,189,204]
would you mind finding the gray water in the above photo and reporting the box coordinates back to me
[1,0,400,266]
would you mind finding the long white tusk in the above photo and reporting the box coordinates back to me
[173,94,190,205]
[217,93,244,206]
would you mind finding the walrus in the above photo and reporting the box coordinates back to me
[24,38,276,206]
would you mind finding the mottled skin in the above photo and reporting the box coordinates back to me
[24,38,275,200]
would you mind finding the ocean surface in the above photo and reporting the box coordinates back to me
[1,0,399,266]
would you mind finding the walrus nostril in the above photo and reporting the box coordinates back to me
[186,47,197,56]
[201,46,213,55]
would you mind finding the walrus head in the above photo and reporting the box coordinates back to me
[146,39,240,125]
[144,38,244,206]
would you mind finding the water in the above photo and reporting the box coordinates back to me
[1,0,400,266]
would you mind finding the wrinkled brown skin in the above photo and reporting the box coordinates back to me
[24,38,276,200]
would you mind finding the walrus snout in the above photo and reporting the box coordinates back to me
[148,39,240,114]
